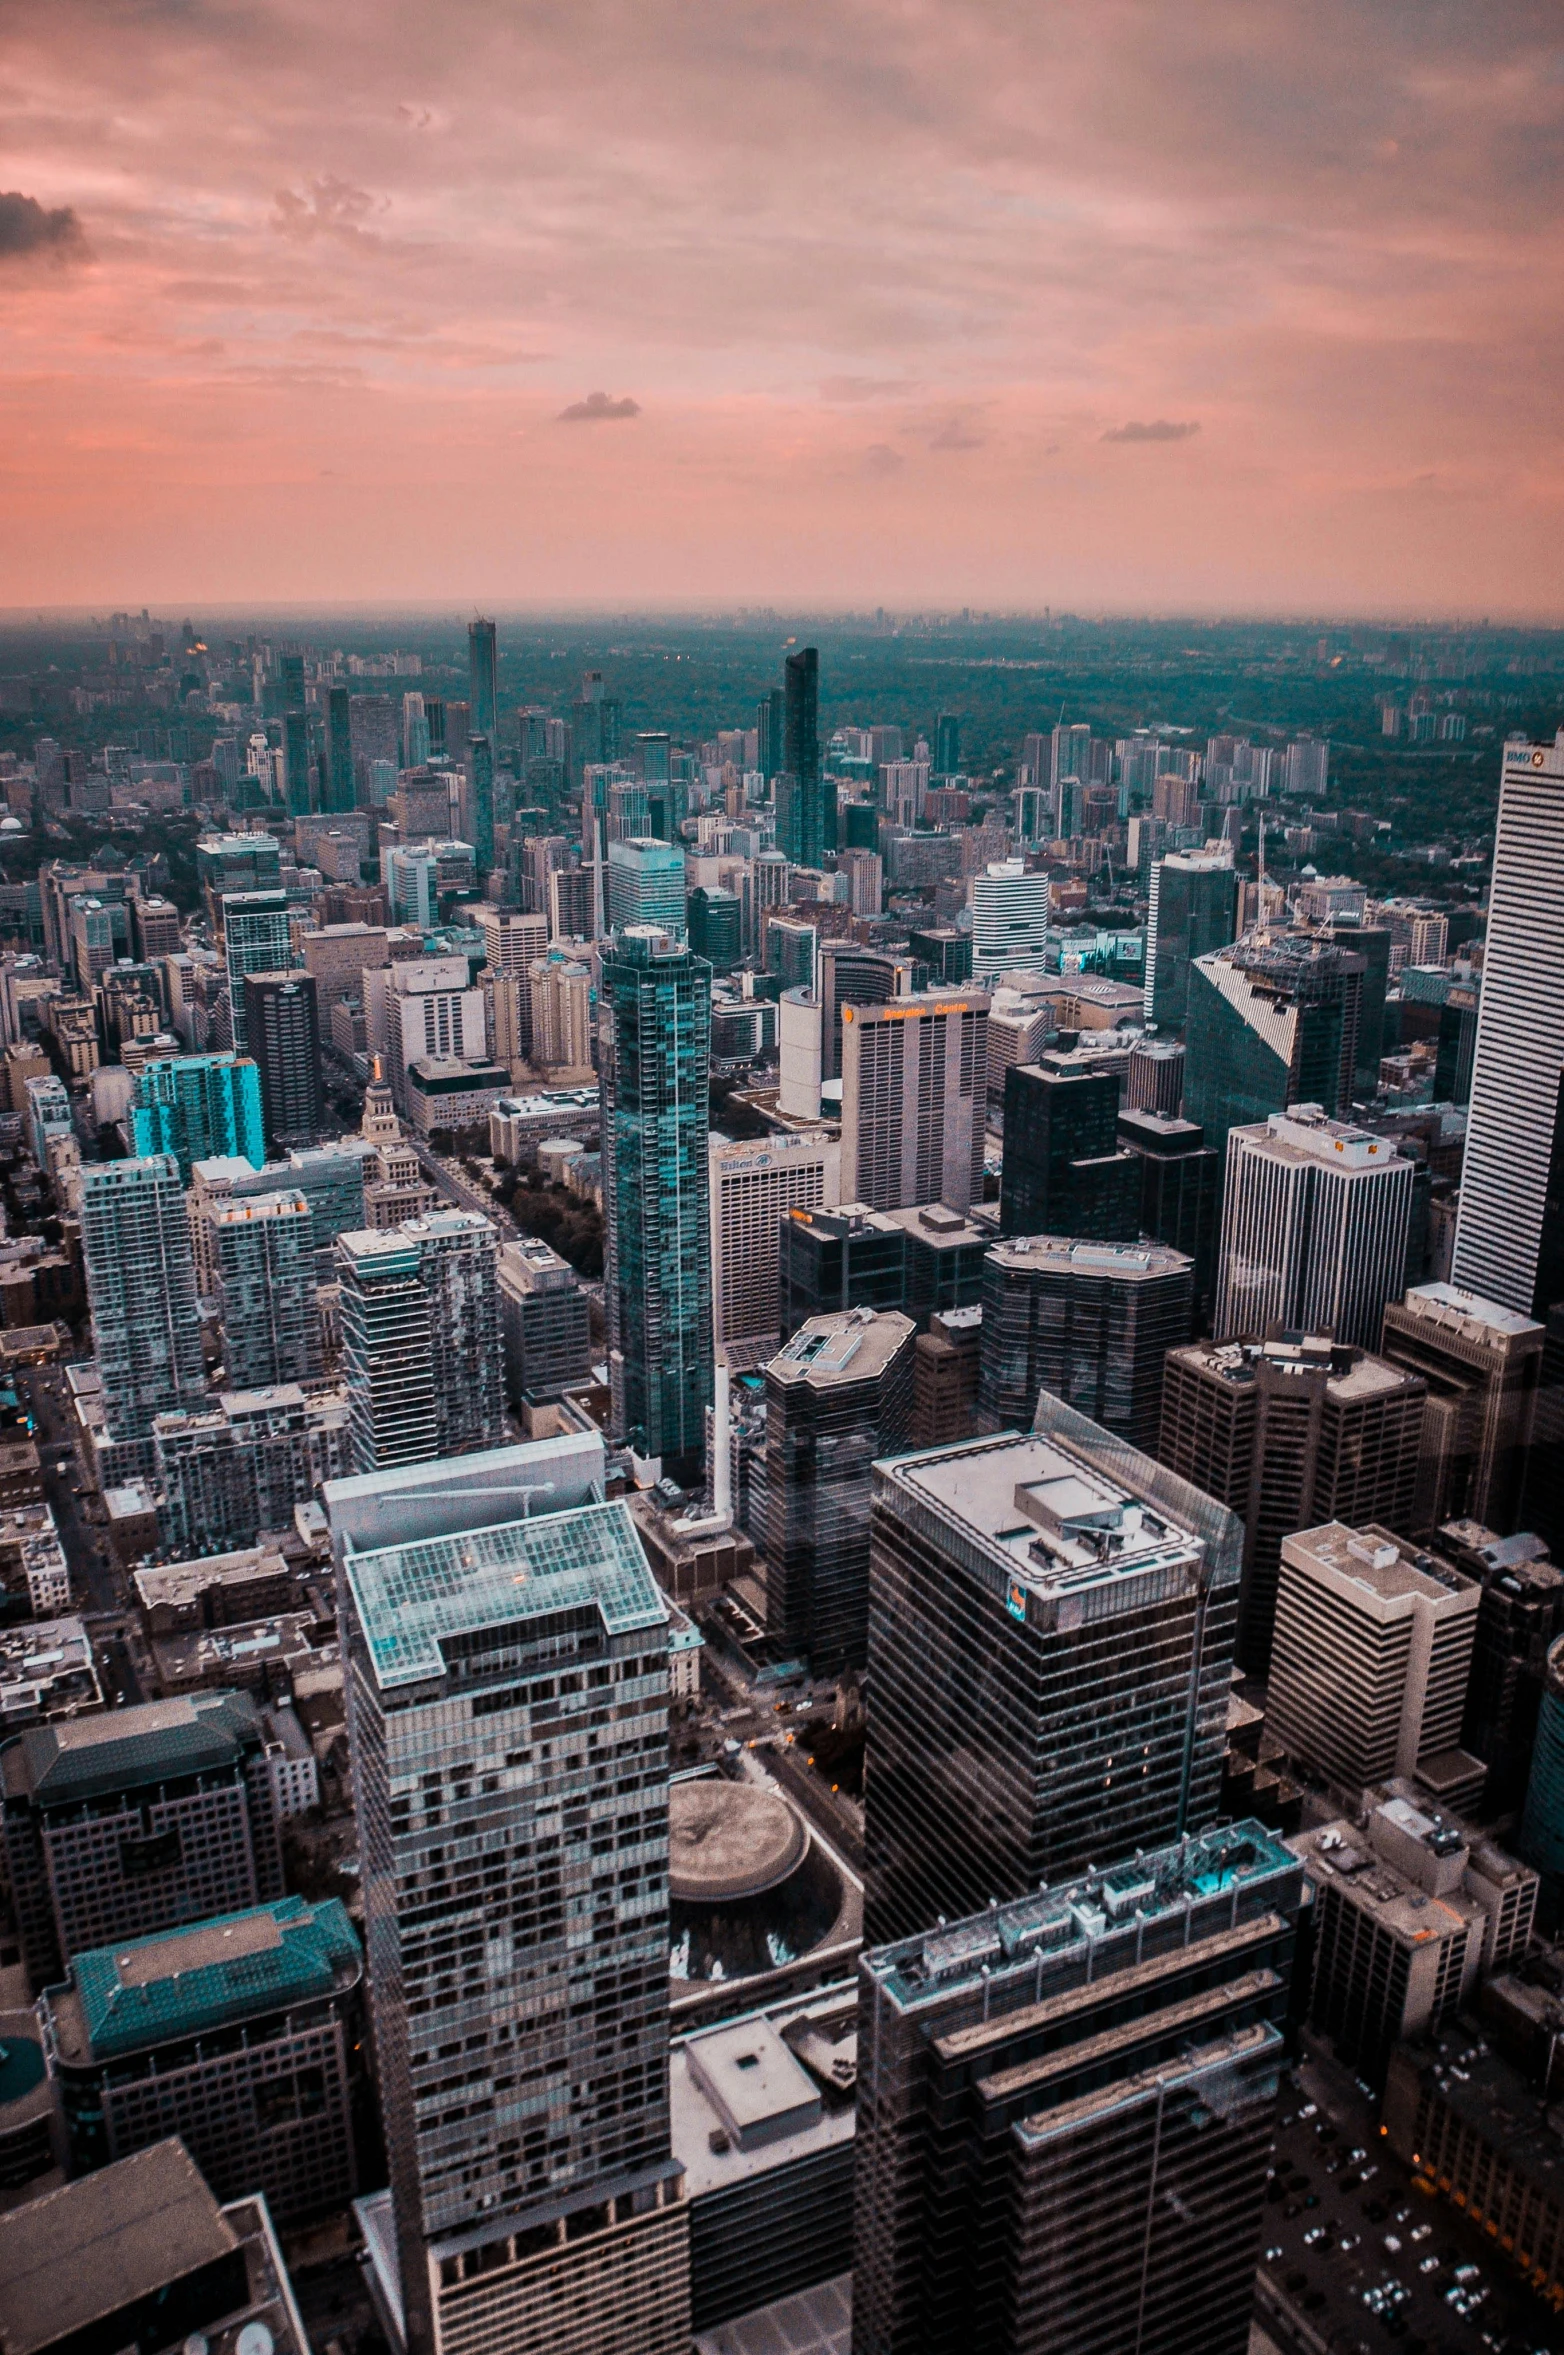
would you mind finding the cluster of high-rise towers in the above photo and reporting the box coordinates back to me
[0,630,1560,2355]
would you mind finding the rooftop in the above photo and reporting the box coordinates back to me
[4,1689,262,1809]
[768,1307,914,1388]
[1169,1334,1419,1404]
[0,2141,235,2355]
[1396,1281,1544,1345]
[1292,1820,1488,1947]
[988,1236,1192,1282]
[671,1984,858,2199]
[44,1896,360,2064]
[1281,1521,1476,1612]
[341,1494,665,1690]
[1231,1106,1407,1171]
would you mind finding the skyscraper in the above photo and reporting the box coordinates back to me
[336,1210,506,1471]
[777,646,831,866]
[755,686,783,781]
[999,1063,1141,1241]
[326,684,355,814]
[467,732,495,876]
[978,1235,1193,1448]
[1214,1108,1414,1348]
[1143,851,1238,1034]
[1452,727,1564,1318]
[932,710,960,777]
[329,1441,688,2355]
[78,1156,207,1438]
[853,1822,1304,2355]
[1184,933,1362,1161]
[600,926,713,1484]
[131,1052,265,1184]
[467,614,498,742]
[966,859,1050,978]
[863,1402,1240,1946]
[210,1188,323,1391]
[1116,1104,1221,1321]
[222,890,295,1052]
[816,941,915,1082]
[707,1128,840,1349]
[839,989,989,1214]
[1380,1281,1545,1531]
[763,1306,915,1675]
[243,971,325,1153]
[606,837,687,938]
[1159,1332,1427,1676]
[282,708,313,817]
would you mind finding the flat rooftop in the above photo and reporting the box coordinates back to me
[768,1308,914,1387]
[1399,1281,1544,1343]
[671,1984,858,2199]
[878,1430,1203,1613]
[0,2141,235,2355]
[987,1236,1192,1281]
[1292,1820,1487,1947]
[1283,1521,1475,1610]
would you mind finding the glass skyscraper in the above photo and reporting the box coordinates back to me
[777,646,832,866]
[467,615,498,740]
[1183,933,1361,1163]
[78,1156,207,1438]
[130,1052,265,1183]
[336,1211,506,1472]
[1143,851,1238,1034]
[222,889,296,1051]
[601,926,713,1485]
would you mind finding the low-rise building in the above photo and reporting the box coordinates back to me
[40,1895,361,2224]
[0,1616,100,1731]
[149,1611,334,1706]
[488,1086,603,1167]
[0,1503,71,1618]
[133,1547,297,1637]
[404,1055,512,1137]
[497,1237,592,1407]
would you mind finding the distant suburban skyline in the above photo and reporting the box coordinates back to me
[4,2,1562,615]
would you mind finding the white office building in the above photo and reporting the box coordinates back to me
[709,1128,841,1348]
[1215,1109,1414,1349]
[839,989,989,1213]
[1452,727,1564,1317]
[966,861,1049,978]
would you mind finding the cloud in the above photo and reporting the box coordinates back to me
[929,415,985,450]
[820,375,918,403]
[271,178,383,245]
[557,390,640,421]
[0,190,86,262]
[860,441,904,476]
[1101,419,1201,443]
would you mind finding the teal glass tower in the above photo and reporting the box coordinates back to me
[778,645,832,866]
[601,926,713,1484]
[131,1053,265,1183]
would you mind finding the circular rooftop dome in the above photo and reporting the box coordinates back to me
[669,1780,808,1903]
[0,818,22,835]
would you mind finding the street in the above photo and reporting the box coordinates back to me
[14,1364,130,1628]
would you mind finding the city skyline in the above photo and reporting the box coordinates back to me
[4,5,1563,614]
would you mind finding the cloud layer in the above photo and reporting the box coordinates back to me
[2,0,1562,610]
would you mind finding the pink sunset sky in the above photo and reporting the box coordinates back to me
[3,0,1562,615]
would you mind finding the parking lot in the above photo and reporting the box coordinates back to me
[1258,2058,1557,2355]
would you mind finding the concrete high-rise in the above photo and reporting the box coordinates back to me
[209,1189,323,1392]
[1380,1281,1545,1532]
[777,646,831,867]
[853,1822,1304,2355]
[1158,1332,1426,1676]
[863,1405,1240,1947]
[221,890,295,1052]
[839,989,989,1214]
[243,971,325,1153]
[1452,727,1564,1317]
[816,942,915,1083]
[600,927,713,1484]
[79,1157,207,1439]
[999,1063,1140,1241]
[1143,850,1237,1034]
[966,859,1050,978]
[708,1128,840,1349]
[131,1053,264,1184]
[978,1235,1193,1449]
[1214,1108,1414,1348]
[763,1306,914,1676]
[329,1441,688,2355]
[336,1211,506,1471]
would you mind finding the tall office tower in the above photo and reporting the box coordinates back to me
[1269,1520,1480,1799]
[966,859,1050,978]
[1125,1034,1184,1113]
[222,890,295,1052]
[708,1128,840,1349]
[282,707,313,817]
[336,1210,505,1472]
[755,686,784,780]
[1184,933,1362,1160]
[527,953,594,1074]
[41,1894,361,2223]
[1453,729,1564,1316]
[863,1407,1239,1945]
[907,925,973,986]
[1425,1524,1564,1810]
[329,1442,688,2355]
[853,1822,1303,2355]
[601,926,713,1485]
[278,651,306,712]
[839,989,989,1215]
[606,837,686,938]
[242,971,325,1153]
[766,913,817,990]
[763,1307,915,1676]
[778,1201,988,1336]
[1049,718,1092,792]
[467,614,498,741]
[1213,1108,1414,1348]
[1380,1281,1545,1531]
[932,710,960,777]
[879,758,930,828]
[999,1064,1140,1241]
[325,684,355,814]
[547,860,593,942]
[1143,851,1237,1034]
[371,956,488,1108]
[131,1053,264,1184]
[474,904,548,983]
[1159,1333,1425,1676]
[570,667,620,779]
[79,1157,206,1440]
[777,645,830,866]
[911,1303,982,1446]
[685,886,742,972]
[467,733,495,875]
[1,1688,283,1991]
[978,1236,1193,1449]
[1116,1105,1221,1321]
[497,1237,591,1407]
[403,690,431,767]
[210,1189,322,1391]
[817,942,913,1082]
[1434,975,1480,1104]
